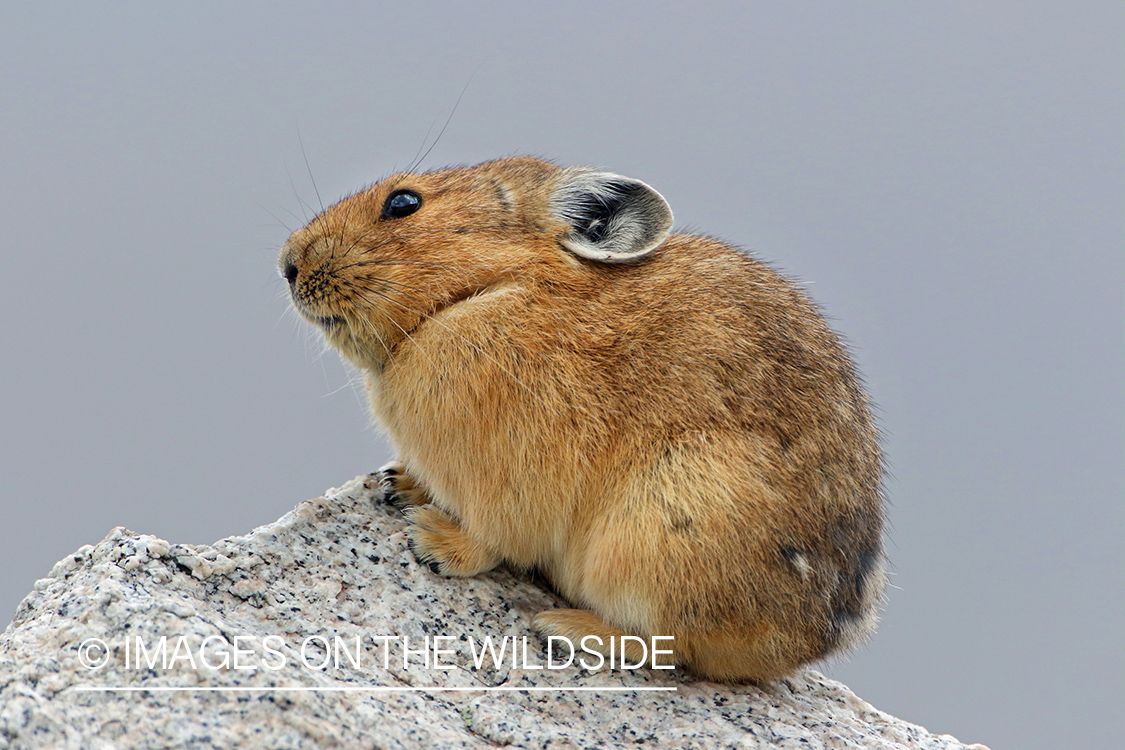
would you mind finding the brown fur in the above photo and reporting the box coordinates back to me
[279,157,886,683]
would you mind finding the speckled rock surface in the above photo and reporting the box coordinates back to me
[0,475,988,749]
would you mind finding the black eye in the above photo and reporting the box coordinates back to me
[382,190,422,219]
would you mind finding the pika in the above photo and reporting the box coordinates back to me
[280,157,886,683]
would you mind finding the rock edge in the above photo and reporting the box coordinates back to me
[0,475,988,750]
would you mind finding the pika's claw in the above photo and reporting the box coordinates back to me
[402,505,500,577]
[376,461,431,509]
[405,529,443,574]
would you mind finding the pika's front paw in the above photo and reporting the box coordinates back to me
[402,505,500,577]
[376,461,431,509]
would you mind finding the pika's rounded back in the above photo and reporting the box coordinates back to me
[281,156,886,683]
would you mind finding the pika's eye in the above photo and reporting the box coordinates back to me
[382,190,422,219]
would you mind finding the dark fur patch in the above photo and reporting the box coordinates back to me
[490,179,513,212]
[669,510,694,533]
[824,540,882,651]
[779,546,808,571]
[854,546,881,600]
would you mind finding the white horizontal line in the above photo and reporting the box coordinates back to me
[74,686,677,693]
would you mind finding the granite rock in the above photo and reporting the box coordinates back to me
[0,476,989,749]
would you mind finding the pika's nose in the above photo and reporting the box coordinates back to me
[282,261,298,286]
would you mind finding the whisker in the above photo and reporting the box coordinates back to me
[338,258,450,271]
[338,189,363,260]
[297,126,325,215]
[258,203,294,234]
[407,118,438,177]
[285,164,312,224]
[321,379,355,398]
[279,203,307,227]
[359,319,392,361]
[341,276,445,306]
[409,73,475,174]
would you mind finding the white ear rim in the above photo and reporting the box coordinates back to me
[551,169,673,263]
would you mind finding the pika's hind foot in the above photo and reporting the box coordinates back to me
[403,505,500,577]
[532,609,657,668]
[376,461,431,509]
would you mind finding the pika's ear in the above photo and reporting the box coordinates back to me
[550,169,673,263]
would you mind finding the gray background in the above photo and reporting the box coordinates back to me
[2,2,1121,747]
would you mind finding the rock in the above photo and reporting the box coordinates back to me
[0,476,989,750]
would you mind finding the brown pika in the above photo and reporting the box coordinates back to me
[279,157,886,683]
